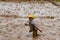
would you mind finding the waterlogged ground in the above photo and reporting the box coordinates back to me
[0,1,60,40]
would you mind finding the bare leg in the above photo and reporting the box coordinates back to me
[33,30,37,37]
[29,26,33,32]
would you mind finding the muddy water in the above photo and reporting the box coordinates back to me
[0,17,59,40]
[0,1,60,40]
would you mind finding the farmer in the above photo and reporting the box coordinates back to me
[25,14,42,37]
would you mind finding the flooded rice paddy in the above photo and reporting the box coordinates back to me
[0,1,60,40]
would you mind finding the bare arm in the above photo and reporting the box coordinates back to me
[25,21,29,26]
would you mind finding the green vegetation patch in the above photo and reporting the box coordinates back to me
[55,0,60,2]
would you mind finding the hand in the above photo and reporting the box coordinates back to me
[25,24,27,26]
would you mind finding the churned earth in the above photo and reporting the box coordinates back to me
[0,1,60,40]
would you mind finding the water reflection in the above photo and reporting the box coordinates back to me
[33,36,38,40]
